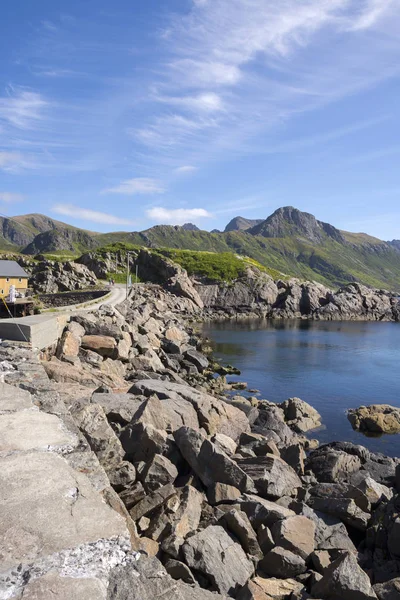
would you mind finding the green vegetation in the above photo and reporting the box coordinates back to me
[157,248,284,282]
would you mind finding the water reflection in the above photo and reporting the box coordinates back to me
[203,319,400,457]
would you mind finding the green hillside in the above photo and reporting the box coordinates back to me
[1,208,400,291]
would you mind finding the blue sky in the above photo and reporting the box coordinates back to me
[1,0,400,239]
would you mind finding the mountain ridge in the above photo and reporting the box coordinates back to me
[1,207,400,290]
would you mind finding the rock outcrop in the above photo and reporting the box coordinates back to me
[348,405,400,434]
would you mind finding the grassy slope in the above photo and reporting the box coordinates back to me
[2,218,400,290]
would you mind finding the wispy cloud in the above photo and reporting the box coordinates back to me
[0,151,34,172]
[41,20,58,32]
[53,203,135,226]
[0,86,48,130]
[175,165,198,174]
[0,192,24,203]
[134,0,400,167]
[102,177,165,195]
[147,207,212,224]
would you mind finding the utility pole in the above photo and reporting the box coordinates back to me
[126,251,135,299]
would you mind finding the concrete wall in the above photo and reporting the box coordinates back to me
[0,313,69,349]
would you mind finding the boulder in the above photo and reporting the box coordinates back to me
[238,577,304,600]
[81,335,117,357]
[271,515,316,560]
[348,405,400,434]
[130,380,250,441]
[108,556,229,600]
[259,547,307,578]
[280,397,322,433]
[208,483,241,506]
[307,446,362,483]
[309,497,370,531]
[129,483,176,521]
[240,494,296,529]
[357,476,393,506]
[73,404,125,470]
[221,509,263,560]
[182,525,254,595]
[174,427,254,493]
[141,454,178,492]
[236,455,302,499]
[184,349,209,372]
[312,552,377,599]
[374,578,400,600]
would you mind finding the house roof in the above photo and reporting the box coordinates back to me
[0,260,29,278]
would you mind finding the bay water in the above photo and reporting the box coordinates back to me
[202,320,400,457]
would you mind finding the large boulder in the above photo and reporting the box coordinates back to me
[280,397,322,433]
[312,552,377,599]
[236,455,302,499]
[182,525,254,595]
[348,405,400,434]
[130,380,250,441]
[271,515,315,560]
[174,427,254,493]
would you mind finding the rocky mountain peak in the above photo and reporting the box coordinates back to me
[248,206,345,244]
[181,223,200,231]
[224,216,264,232]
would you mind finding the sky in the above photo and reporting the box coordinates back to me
[1,0,400,239]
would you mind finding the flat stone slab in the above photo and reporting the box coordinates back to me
[0,382,33,413]
[0,451,127,571]
[21,572,107,600]
[0,411,78,453]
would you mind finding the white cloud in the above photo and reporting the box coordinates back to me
[157,92,224,112]
[0,87,48,130]
[0,192,24,203]
[0,151,33,172]
[170,60,242,87]
[41,20,58,32]
[175,165,197,174]
[136,0,400,166]
[53,204,135,226]
[102,177,165,195]
[147,207,212,225]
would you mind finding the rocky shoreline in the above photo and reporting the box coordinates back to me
[1,282,400,599]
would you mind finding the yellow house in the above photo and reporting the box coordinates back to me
[0,260,29,298]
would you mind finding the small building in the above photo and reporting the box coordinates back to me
[0,260,29,298]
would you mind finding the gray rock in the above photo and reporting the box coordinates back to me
[182,525,254,595]
[141,454,178,492]
[236,455,302,498]
[374,578,400,600]
[240,494,296,529]
[208,483,241,506]
[309,482,370,512]
[130,380,250,441]
[271,515,316,560]
[310,497,370,531]
[307,446,362,483]
[357,476,393,506]
[164,559,196,585]
[108,461,137,492]
[19,572,106,600]
[108,556,228,600]
[0,451,127,572]
[129,483,176,521]
[184,349,209,372]
[259,547,307,578]
[174,427,254,493]
[73,404,125,471]
[221,509,263,560]
[312,552,377,599]
[280,397,322,433]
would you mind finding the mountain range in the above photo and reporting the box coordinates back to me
[1,207,400,290]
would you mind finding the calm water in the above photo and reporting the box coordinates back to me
[202,320,400,458]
